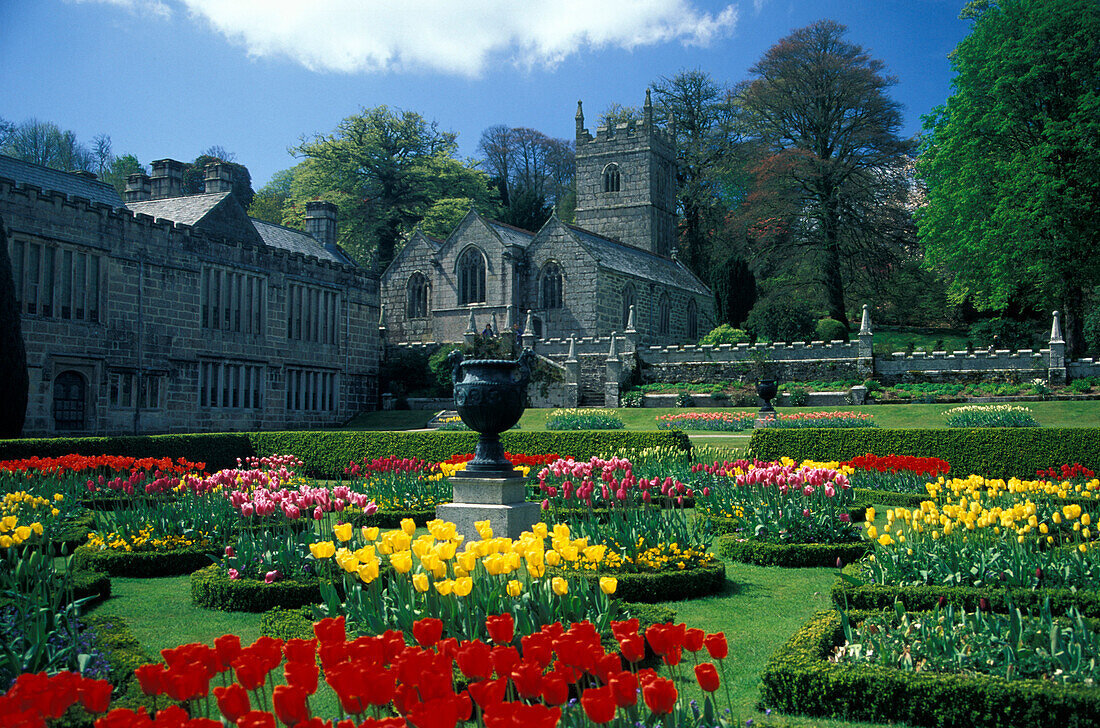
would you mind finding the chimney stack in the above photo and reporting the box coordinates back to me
[149,159,184,199]
[203,162,233,194]
[124,172,151,203]
[305,200,338,248]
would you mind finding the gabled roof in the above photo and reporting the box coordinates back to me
[251,219,353,265]
[564,223,711,296]
[486,219,535,247]
[0,154,124,208]
[126,191,229,226]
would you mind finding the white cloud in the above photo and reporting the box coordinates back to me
[70,0,171,19]
[165,0,738,76]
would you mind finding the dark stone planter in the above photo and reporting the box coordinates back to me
[449,349,535,478]
[756,379,779,414]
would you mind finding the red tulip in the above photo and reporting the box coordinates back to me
[314,616,346,645]
[456,641,492,680]
[467,677,508,708]
[406,694,467,728]
[608,671,637,708]
[91,707,153,728]
[413,618,443,648]
[684,628,705,653]
[214,634,243,671]
[519,633,552,669]
[273,684,310,727]
[694,662,720,692]
[661,647,682,667]
[236,711,277,728]
[213,684,251,723]
[703,633,728,660]
[617,634,645,664]
[580,685,617,724]
[233,654,268,692]
[509,661,543,700]
[540,673,569,706]
[486,614,515,644]
[285,660,319,695]
[134,664,165,696]
[76,678,113,713]
[642,676,677,715]
[610,619,639,641]
[489,646,520,679]
[283,638,318,665]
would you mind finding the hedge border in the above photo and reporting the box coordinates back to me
[0,430,691,478]
[760,609,1100,728]
[749,427,1100,479]
[832,565,1100,617]
[559,560,727,603]
[71,544,219,577]
[351,508,438,528]
[715,535,869,568]
[72,568,111,605]
[190,564,334,612]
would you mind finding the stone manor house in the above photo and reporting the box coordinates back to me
[381,92,715,345]
[1,155,380,437]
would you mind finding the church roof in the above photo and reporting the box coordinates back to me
[487,220,536,247]
[0,154,124,208]
[565,224,711,296]
[126,191,229,226]
[251,219,353,265]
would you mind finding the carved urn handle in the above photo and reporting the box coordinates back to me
[517,348,536,386]
[447,349,464,388]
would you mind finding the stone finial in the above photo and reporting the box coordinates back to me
[608,332,619,359]
[626,305,636,333]
[566,335,577,362]
[490,312,498,334]
[524,310,536,339]
[644,89,653,128]
[1050,310,1065,344]
[576,100,585,137]
[859,304,872,336]
[466,309,477,334]
[378,303,386,327]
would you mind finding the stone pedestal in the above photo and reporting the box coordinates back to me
[849,385,868,405]
[436,476,540,541]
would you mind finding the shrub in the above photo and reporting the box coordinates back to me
[815,317,850,342]
[744,297,816,343]
[1085,306,1100,355]
[786,386,809,407]
[621,391,643,408]
[561,562,726,603]
[380,348,433,397]
[71,544,219,577]
[715,537,869,567]
[545,409,625,430]
[749,428,1100,480]
[427,344,462,396]
[698,324,750,346]
[968,317,1037,350]
[190,564,330,612]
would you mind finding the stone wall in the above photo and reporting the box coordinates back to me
[2,176,379,437]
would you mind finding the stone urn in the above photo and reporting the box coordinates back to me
[755,379,779,415]
[448,348,536,478]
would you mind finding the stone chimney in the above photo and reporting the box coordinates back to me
[149,159,184,199]
[203,162,233,193]
[305,200,338,247]
[124,173,151,203]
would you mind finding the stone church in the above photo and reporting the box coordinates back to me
[1,155,380,436]
[380,92,715,346]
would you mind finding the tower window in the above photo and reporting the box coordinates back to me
[406,272,429,318]
[457,248,486,305]
[540,262,563,310]
[602,164,621,193]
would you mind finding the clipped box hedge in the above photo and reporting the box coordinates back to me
[760,609,1100,728]
[560,560,727,603]
[190,564,333,612]
[832,565,1100,618]
[750,427,1100,479]
[71,544,219,577]
[715,535,869,568]
[0,430,690,478]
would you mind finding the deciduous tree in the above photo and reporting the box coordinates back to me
[917,0,1100,355]
[0,215,28,437]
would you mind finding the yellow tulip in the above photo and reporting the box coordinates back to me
[507,579,523,597]
[0,535,11,549]
[599,577,617,595]
[413,573,429,592]
[545,550,562,567]
[527,561,546,578]
[532,522,548,539]
[391,550,413,574]
[434,579,454,596]
[475,520,493,540]
[31,522,43,536]
[401,518,416,536]
[310,541,336,559]
[361,526,380,541]
[14,526,32,541]
[357,561,380,583]
[1083,513,1092,526]
[866,526,878,539]
[453,577,473,596]
[334,522,353,542]
[552,577,568,595]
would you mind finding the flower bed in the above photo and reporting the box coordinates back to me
[656,411,756,431]
[760,609,1100,728]
[945,404,1040,427]
[190,564,337,612]
[546,408,625,430]
[758,411,876,428]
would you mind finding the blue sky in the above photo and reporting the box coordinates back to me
[0,1,972,189]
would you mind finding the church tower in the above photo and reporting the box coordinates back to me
[573,90,678,257]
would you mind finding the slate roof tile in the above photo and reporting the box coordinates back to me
[565,224,711,296]
[0,154,124,209]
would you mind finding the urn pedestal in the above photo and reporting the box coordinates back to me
[754,378,779,428]
[435,349,540,541]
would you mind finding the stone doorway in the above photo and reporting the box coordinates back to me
[53,370,87,431]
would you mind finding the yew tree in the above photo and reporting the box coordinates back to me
[738,20,913,330]
[0,215,29,437]
[917,0,1100,355]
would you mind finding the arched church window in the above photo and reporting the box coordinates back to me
[540,262,563,310]
[53,371,87,431]
[457,248,486,305]
[603,164,621,193]
[406,273,429,319]
[658,293,671,335]
[687,299,698,340]
[621,284,635,329]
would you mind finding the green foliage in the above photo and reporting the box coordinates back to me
[786,386,809,407]
[715,537,869,568]
[917,0,1100,356]
[259,606,316,641]
[545,410,626,430]
[70,569,111,605]
[744,296,815,343]
[564,562,727,604]
[698,324,750,346]
[181,153,254,209]
[382,347,434,397]
[1085,305,1100,355]
[832,563,1100,618]
[749,428,1100,479]
[0,215,28,437]
[190,564,329,612]
[711,255,757,328]
[815,317,850,342]
[71,544,219,577]
[761,609,1100,728]
[352,508,437,529]
[968,317,1037,350]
